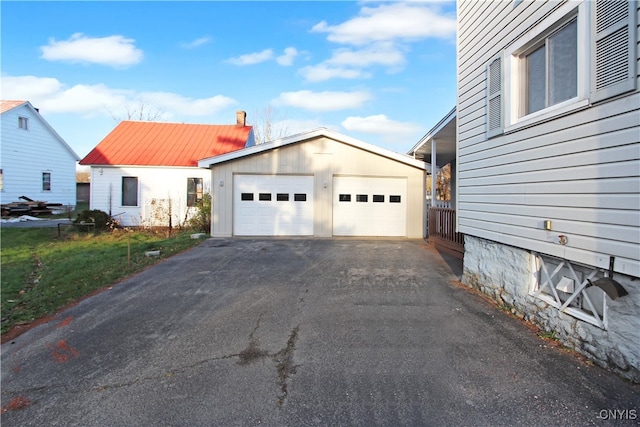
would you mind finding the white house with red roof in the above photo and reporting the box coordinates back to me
[1,100,80,207]
[80,111,254,226]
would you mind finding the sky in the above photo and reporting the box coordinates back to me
[1,1,457,160]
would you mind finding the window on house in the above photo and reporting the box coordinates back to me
[42,172,51,191]
[522,18,577,115]
[339,194,351,202]
[389,195,402,203]
[373,195,385,203]
[122,177,138,206]
[0,169,3,191]
[356,194,368,202]
[18,117,29,130]
[497,1,636,130]
[259,193,272,201]
[277,193,289,201]
[294,193,307,201]
[187,178,203,207]
[241,193,254,201]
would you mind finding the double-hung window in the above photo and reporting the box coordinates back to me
[523,18,577,115]
[122,177,138,206]
[489,0,636,136]
[42,172,51,191]
[187,177,203,207]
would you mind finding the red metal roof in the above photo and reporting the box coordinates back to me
[0,100,28,114]
[80,121,252,167]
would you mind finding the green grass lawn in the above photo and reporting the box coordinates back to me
[1,227,205,336]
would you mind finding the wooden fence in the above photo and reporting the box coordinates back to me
[428,207,464,259]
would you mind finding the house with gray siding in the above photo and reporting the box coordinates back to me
[456,0,639,381]
[0,100,79,208]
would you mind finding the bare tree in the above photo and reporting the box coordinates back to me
[250,105,290,144]
[109,98,168,123]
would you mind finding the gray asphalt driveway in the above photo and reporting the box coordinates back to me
[1,239,638,426]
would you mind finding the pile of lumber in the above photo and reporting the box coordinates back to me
[1,196,64,217]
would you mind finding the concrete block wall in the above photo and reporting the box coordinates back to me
[462,235,640,383]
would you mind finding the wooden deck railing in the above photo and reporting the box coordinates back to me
[428,207,464,259]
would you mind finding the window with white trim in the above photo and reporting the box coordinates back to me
[186,177,203,207]
[42,172,51,191]
[488,0,636,135]
[18,116,29,130]
[122,176,138,206]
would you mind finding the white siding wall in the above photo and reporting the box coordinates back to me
[457,1,640,277]
[0,104,78,206]
[210,136,426,238]
[89,166,210,227]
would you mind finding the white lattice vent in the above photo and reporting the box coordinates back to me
[530,253,607,329]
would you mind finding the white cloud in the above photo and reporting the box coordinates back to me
[311,2,456,45]
[327,42,406,68]
[274,90,372,112]
[226,49,274,66]
[298,64,370,82]
[1,74,236,118]
[139,92,236,117]
[181,37,212,49]
[341,114,423,136]
[40,33,143,67]
[276,47,299,66]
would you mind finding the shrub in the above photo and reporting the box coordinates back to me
[74,209,119,232]
[186,194,211,233]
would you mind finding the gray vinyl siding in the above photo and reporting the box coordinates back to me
[210,136,426,238]
[457,1,640,277]
[0,104,78,206]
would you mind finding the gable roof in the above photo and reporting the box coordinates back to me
[80,120,253,167]
[0,100,28,114]
[1,100,80,161]
[198,128,427,171]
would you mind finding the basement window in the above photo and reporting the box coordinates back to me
[531,253,608,329]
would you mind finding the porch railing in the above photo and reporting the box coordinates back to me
[428,207,464,259]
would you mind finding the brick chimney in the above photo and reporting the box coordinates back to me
[236,110,246,127]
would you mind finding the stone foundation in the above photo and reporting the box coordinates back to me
[462,235,640,383]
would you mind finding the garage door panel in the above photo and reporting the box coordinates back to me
[333,177,407,236]
[234,175,314,236]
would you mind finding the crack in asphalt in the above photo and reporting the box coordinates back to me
[3,317,302,410]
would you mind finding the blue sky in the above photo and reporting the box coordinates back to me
[1,1,457,159]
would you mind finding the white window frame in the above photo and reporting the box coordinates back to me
[18,116,29,130]
[42,171,51,192]
[504,0,590,132]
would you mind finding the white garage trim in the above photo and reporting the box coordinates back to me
[233,174,314,236]
[333,176,407,236]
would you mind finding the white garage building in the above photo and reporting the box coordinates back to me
[198,128,428,238]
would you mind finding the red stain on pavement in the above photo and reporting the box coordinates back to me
[1,396,32,413]
[55,316,74,328]
[47,340,79,364]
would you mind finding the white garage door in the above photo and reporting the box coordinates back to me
[234,175,314,236]
[333,176,407,236]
